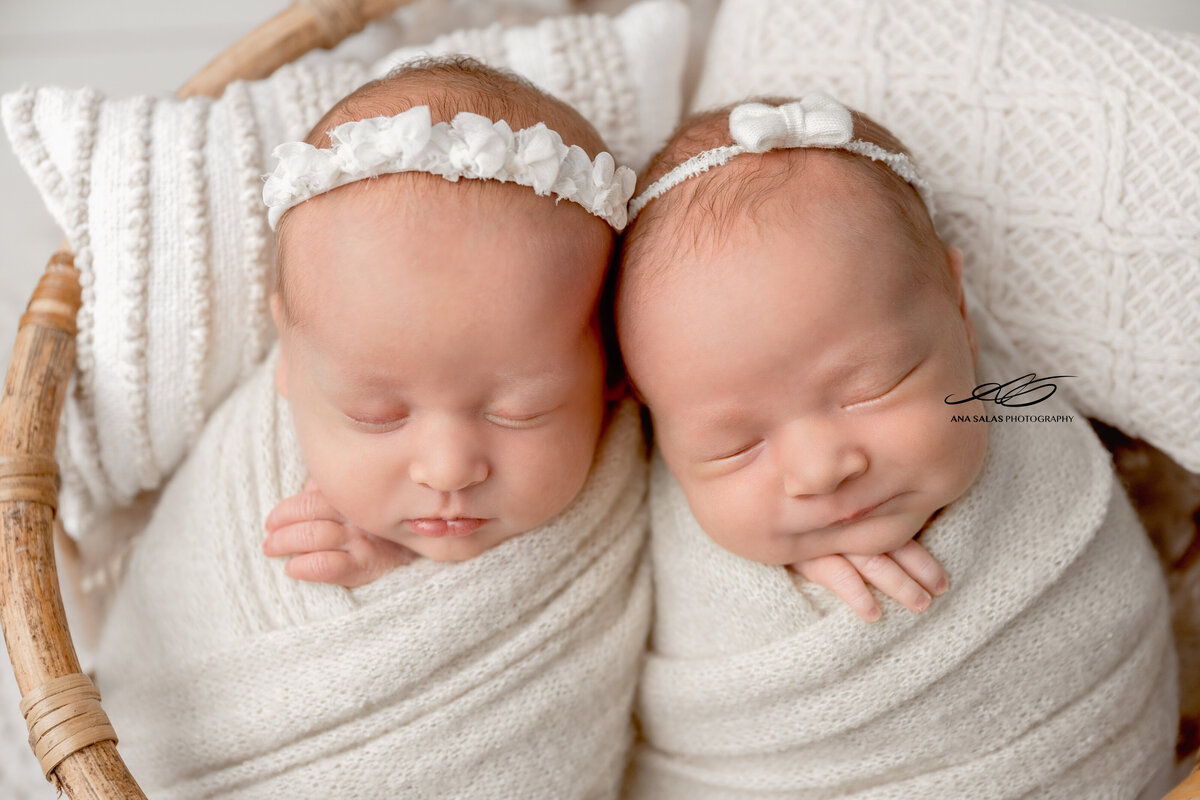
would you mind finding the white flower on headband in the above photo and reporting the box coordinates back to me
[329,108,433,173]
[513,126,568,193]
[263,143,340,209]
[263,105,636,230]
[627,91,934,220]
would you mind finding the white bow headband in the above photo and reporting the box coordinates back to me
[627,92,934,221]
[263,105,637,230]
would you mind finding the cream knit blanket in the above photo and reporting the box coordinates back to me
[92,352,651,799]
[627,344,1177,800]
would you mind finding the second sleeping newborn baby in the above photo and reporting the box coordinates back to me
[617,93,1177,800]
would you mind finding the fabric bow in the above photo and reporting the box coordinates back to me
[730,93,853,152]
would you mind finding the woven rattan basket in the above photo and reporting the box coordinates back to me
[1,1,1198,797]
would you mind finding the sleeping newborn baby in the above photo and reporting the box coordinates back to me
[90,57,650,800]
[616,94,1178,799]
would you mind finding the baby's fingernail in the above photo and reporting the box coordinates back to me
[934,577,948,595]
[914,593,930,612]
[865,607,881,622]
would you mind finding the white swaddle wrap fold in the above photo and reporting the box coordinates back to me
[628,338,1177,799]
[93,351,651,800]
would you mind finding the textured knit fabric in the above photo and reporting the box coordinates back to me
[91,353,651,799]
[693,0,1200,472]
[0,0,688,536]
[626,333,1177,799]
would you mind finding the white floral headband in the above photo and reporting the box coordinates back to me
[627,92,934,221]
[263,105,637,230]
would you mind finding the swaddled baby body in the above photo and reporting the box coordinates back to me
[92,58,650,799]
[616,95,1177,799]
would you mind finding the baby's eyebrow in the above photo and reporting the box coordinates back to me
[677,405,753,439]
[817,338,916,383]
[316,366,407,397]
[482,370,586,411]
[491,368,574,394]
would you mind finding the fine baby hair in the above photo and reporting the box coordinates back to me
[621,92,954,302]
[270,55,634,325]
[627,92,933,219]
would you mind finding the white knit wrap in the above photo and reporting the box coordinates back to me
[264,105,638,230]
[626,334,1177,799]
[91,352,651,799]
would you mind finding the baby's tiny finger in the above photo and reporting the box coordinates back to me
[263,520,348,557]
[264,492,308,530]
[889,540,949,595]
[284,551,358,585]
[847,553,931,614]
[798,556,881,622]
[265,488,341,531]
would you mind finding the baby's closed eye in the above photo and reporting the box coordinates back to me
[706,438,764,463]
[483,409,555,429]
[841,359,923,409]
[342,410,410,432]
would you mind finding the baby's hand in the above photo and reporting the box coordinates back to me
[790,540,948,623]
[263,480,415,587]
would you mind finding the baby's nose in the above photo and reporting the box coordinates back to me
[408,426,489,493]
[410,453,488,493]
[778,420,867,497]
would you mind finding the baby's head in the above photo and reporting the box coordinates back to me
[269,58,631,562]
[617,95,988,565]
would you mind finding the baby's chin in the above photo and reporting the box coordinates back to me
[721,511,939,566]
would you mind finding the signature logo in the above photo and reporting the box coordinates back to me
[944,373,1074,408]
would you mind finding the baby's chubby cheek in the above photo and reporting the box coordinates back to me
[935,412,989,507]
[661,455,784,563]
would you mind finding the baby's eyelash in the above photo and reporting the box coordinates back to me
[344,412,409,432]
[844,361,922,409]
[484,411,549,430]
[708,439,763,462]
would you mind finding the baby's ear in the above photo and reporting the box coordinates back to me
[946,247,979,365]
[270,293,289,399]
